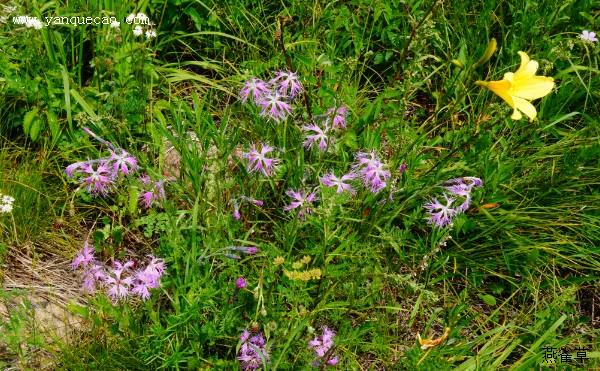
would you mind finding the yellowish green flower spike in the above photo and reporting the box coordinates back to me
[473,38,497,68]
[476,51,555,121]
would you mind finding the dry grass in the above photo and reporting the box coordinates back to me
[0,239,87,369]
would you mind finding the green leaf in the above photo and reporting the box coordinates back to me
[70,88,100,121]
[478,294,497,306]
[23,107,39,136]
[29,117,43,141]
[46,110,60,145]
[128,186,139,216]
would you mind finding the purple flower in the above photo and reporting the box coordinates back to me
[240,196,264,207]
[269,70,303,99]
[238,330,270,370]
[109,149,138,176]
[105,260,135,301]
[326,357,339,366]
[81,263,106,293]
[65,161,88,178]
[236,277,247,289]
[327,106,348,129]
[423,193,457,228]
[131,257,165,301]
[232,199,241,220]
[320,172,356,194]
[353,151,391,193]
[140,180,166,209]
[258,92,292,122]
[139,173,151,185]
[243,143,279,176]
[240,78,271,103]
[443,177,483,213]
[284,189,318,219]
[302,123,330,151]
[71,241,95,270]
[245,246,258,254]
[81,161,114,196]
[227,246,259,255]
[580,30,598,42]
[399,161,408,174]
[309,326,338,367]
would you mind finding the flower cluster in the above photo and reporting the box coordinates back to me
[352,151,392,193]
[302,106,350,153]
[284,268,322,281]
[71,242,166,302]
[238,330,270,370]
[283,256,322,281]
[0,193,15,213]
[423,176,483,228]
[65,128,165,209]
[138,174,166,209]
[235,277,248,289]
[240,71,303,122]
[65,128,139,197]
[309,326,339,367]
[126,12,156,39]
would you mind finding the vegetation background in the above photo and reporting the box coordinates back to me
[0,0,598,369]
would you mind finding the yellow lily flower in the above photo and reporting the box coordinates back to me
[476,51,554,121]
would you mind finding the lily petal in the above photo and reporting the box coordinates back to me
[515,51,538,76]
[476,80,514,108]
[513,96,537,121]
[511,76,554,100]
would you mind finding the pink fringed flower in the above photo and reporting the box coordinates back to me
[327,106,348,129]
[353,151,391,193]
[81,161,114,196]
[140,179,166,209]
[240,78,271,103]
[258,92,292,122]
[309,326,339,367]
[302,123,330,151]
[71,241,95,270]
[423,193,457,228]
[238,330,270,370]
[284,189,318,219]
[109,148,139,176]
[243,143,279,176]
[269,70,303,99]
[105,260,135,301]
[320,172,356,194]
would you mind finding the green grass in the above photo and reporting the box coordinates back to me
[1,0,599,369]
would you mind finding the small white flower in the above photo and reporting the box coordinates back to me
[145,29,156,39]
[0,194,14,214]
[110,20,120,28]
[126,13,135,23]
[133,25,143,36]
[580,30,598,42]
